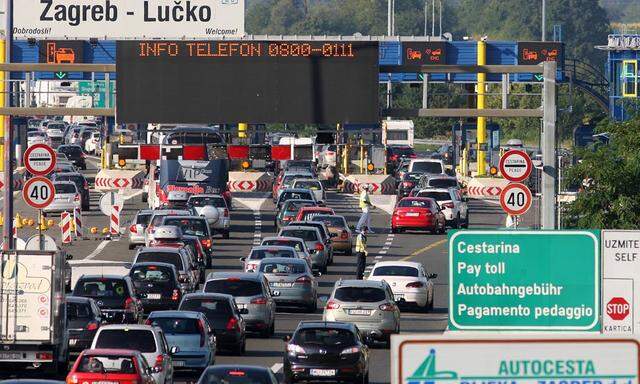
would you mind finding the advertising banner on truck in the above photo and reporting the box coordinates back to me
[13,0,245,40]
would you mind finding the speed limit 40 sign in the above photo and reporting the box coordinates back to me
[499,183,532,216]
[22,177,55,209]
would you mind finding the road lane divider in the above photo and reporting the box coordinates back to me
[400,238,447,261]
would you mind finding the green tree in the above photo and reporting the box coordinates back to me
[563,117,640,229]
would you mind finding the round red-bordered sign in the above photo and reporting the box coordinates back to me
[499,183,532,216]
[499,149,532,183]
[22,177,55,209]
[24,144,56,176]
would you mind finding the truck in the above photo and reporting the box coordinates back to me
[382,120,415,147]
[0,250,69,374]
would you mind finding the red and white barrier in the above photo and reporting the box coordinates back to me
[73,207,83,239]
[61,211,72,245]
[110,205,121,236]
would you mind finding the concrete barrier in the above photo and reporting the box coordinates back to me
[464,177,510,200]
[370,195,397,215]
[341,174,396,195]
[228,172,274,192]
[95,169,146,191]
[0,169,27,191]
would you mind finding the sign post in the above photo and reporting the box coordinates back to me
[449,230,600,331]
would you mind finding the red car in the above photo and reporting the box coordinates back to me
[67,349,156,384]
[391,197,446,234]
[295,206,335,222]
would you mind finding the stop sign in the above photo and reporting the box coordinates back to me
[607,297,630,321]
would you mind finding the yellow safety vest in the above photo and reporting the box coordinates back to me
[359,190,370,209]
[355,233,367,254]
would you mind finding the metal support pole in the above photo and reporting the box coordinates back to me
[541,0,546,42]
[541,61,556,229]
[476,40,487,176]
[431,0,435,37]
[501,73,509,109]
[2,0,12,251]
[422,74,429,108]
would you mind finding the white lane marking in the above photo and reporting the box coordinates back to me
[84,240,111,260]
[388,234,395,238]
[254,233,261,238]
[271,363,283,373]
[379,251,387,255]
[375,255,383,259]
[384,241,393,246]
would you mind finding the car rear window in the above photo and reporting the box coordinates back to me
[189,196,226,208]
[67,302,92,320]
[74,279,129,299]
[428,179,458,188]
[180,298,232,318]
[372,266,420,277]
[55,175,83,186]
[94,329,157,353]
[54,183,76,194]
[281,192,312,202]
[149,317,201,335]
[76,355,139,374]
[415,191,452,201]
[280,229,318,241]
[284,201,315,214]
[136,252,183,271]
[200,368,272,384]
[130,265,173,282]
[204,280,263,296]
[334,287,386,303]
[293,328,356,346]
[301,212,327,221]
[294,181,321,190]
[398,199,433,208]
[58,146,82,156]
[249,248,295,260]
[163,218,208,237]
[262,240,304,252]
[136,213,152,225]
[390,147,415,156]
[411,161,443,174]
[314,215,346,228]
[260,262,306,274]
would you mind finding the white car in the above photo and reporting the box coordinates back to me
[91,325,175,384]
[415,187,468,228]
[187,194,231,238]
[260,236,313,270]
[291,178,325,203]
[407,158,445,175]
[241,245,299,273]
[85,131,101,154]
[27,131,49,147]
[367,261,436,312]
[43,181,81,216]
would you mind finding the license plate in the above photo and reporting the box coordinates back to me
[146,294,161,300]
[237,304,247,309]
[173,361,185,367]
[271,282,292,288]
[0,353,21,360]
[406,212,419,217]
[310,369,335,377]
[348,309,371,316]
[94,381,118,384]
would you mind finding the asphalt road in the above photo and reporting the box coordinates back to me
[4,160,506,383]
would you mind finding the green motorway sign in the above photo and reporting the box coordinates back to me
[78,80,115,108]
[449,230,600,331]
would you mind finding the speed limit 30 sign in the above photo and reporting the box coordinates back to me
[22,177,55,209]
[499,183,532,216]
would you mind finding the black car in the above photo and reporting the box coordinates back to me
[179,293,247,355]
[283,321,370,384]
[387,145,416,169]
[397,172,423,197]
[57,145,86,170]
[160,216,214,264]
[51,172,90,210]
[66,296,104,353]
[197,365,278,384]
[129,262,182,313]
[181,234,207,282]
[72,275,143,324]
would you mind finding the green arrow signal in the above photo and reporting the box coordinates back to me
[534,74,544,81]
[55,72,68,80]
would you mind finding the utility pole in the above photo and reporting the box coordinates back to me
[431,0,435,37]
[439,0,442,36]
[424,1,427,36]
[541,0,546,41]
[387,0,394,113]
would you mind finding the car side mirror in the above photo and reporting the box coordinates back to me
[170,346,180,355]
[283,335,291,342]
[313,271,322,278]
[239,257,246,262]
[65,254,74,260]
[429,273,438,279]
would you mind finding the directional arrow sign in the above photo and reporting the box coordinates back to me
[55,72,68,80]
[499,149,532,182]
[534,74,544,81]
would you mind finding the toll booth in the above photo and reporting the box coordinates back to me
[598,34,640,121]
[452,122,501,169]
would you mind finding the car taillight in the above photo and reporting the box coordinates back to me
[442,202,455,209]
[340,230,348,240]
[171,289,180,301]
[315,243,324,251]
[154,355,164,372]
[74,194,81,202]
[144,319,152,325]
[67,375,78,384]
[295,276,312,285]
[36,352,53,360]
[200,238,212,249]
[406,281,425,288]
[85,321,99,331]
[390,155,399,161]
[197,319,206,347]
[379,303,396,311]
[410,153,417,158]
[326,300,340,310]
[226,316,239,331]
[402,181,414,188]
[178,274,188,283]
[129,225,137,234]
[124,298,135,313]
[251,297,268,305]
[223,208,229,217]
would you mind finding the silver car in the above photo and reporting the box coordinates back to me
[323,279,401,346]
[145,209,193,245]
[291,178,325,203]
[187,194,231,238]
[241,245,299,273]
[279,226,328,273]
[258,257,317,313]
[260,237,313,270]
[43,180,81,216]
[128,209,154,249]
[203,272,276,338]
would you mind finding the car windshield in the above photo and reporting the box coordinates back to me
[391,147,415,156]
[136,213,153,225]
[250,249,295,260]
[429,179,458,188]
[149,317,201,335]
[130,266,173,282]
[137,252,183,271]
[180,298,232,318]
[262,240,304,252]
[372,266,420,277]
[294,181,321,190]
[398,199,432,208]
[416,191,452,201]
[54,183,76,194]
[75,279,128,298]
[280,229,317,241]
[163,218,207,237]
[259,262,306,274]
[200,368,271,384]
[76,355,139,374]
[411,161,443,174]
[334,287,386,302]
[204,280,263,296]
[293,328,356,346]
[94,330,157,353]
[314,215,346,227]
[67,302,92,320]
[189,196,226,208]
